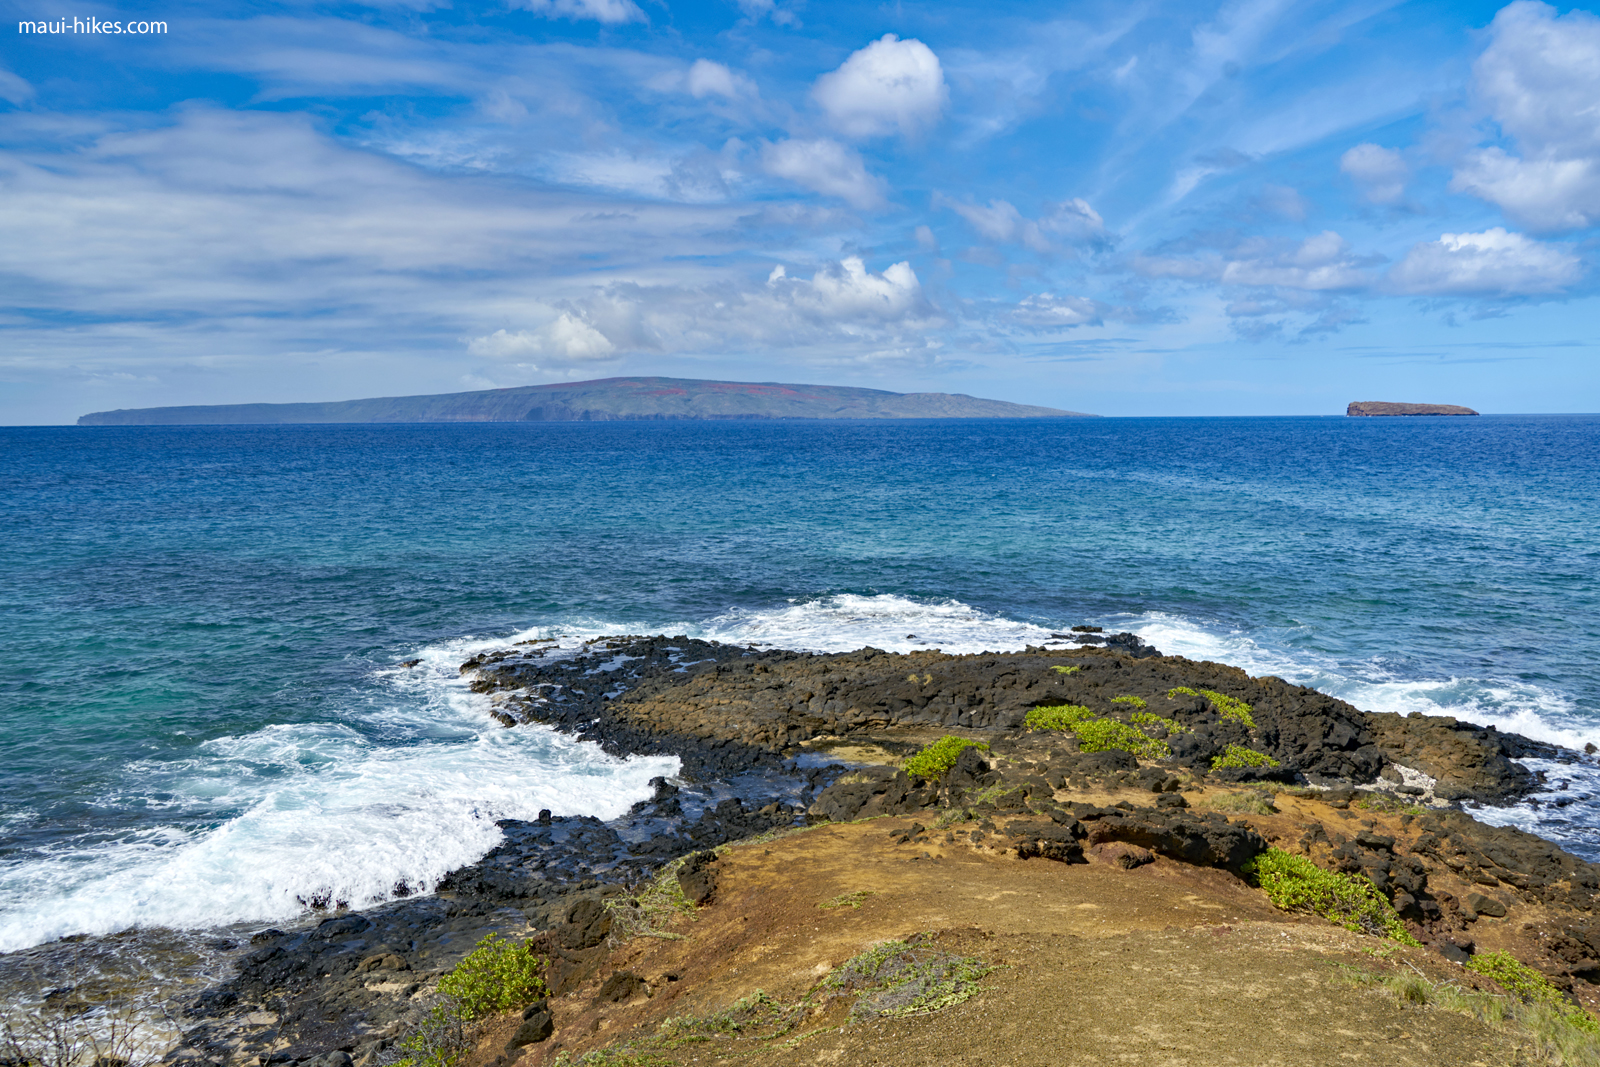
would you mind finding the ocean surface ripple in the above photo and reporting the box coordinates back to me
[1,415,1597,954]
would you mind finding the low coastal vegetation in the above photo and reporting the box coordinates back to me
[1199,789,1279,815]
[604,855,713,944]
[1024,703,1175,760]
[545,936,993,1065]
[1168,686,1257,729]
[1335,961,1600,1065]
[903,736,990,780]
[1244,848,1419,945]
[1210,743,1280,770]
[395,935,550,1067]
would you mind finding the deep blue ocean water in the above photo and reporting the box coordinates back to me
[2,415,1599,960]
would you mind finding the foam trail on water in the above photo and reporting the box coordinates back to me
[0,633,677,953]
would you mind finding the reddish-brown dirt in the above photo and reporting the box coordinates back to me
[468,811,1533,1067]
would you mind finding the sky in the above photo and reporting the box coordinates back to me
[2,0,1598,422]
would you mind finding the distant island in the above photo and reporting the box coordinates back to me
[77,377,1093,426]
[1347,401,1479,417]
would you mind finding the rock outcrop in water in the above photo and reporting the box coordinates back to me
[76,377,1093,426]
[1347,401,1480,416]
[161,636,1600,1067]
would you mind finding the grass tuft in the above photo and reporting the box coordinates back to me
[605,858,697,944]
[818,890,876,910]
[1466,952,1600,1035]
[1200,790,1278,815]
[1333,963,1600,1065]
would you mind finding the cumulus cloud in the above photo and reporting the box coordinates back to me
[1451,1,1600,230]
[1389,227,1581,295]
[812,34,948,138]
[686,60,757,100]
[467,257,938,363]
[508,0,645,24]
[467,314,617,366]
[1139,232,1373,291]
[1341,143,1408,205]
[761,138,886,208]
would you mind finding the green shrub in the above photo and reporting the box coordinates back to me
[393,997,470,1067]
[1024,704,1096,732]
[1111,695,1147,709]
[1129,710,1184,734]
[1467,952,1600,1035]
[1211,744,1279,770]
[1049,665,1080,675]
[1167,687,1256,729]
[1243,848,1419,944]
[903,736,990,780]
[437,933,548,1021]
[1074,718,1172,760]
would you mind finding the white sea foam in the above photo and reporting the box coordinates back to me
[1120,611,1600,750]
[697,593,1060,654]
[0,638,676,953]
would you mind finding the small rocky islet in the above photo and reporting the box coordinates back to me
[162,634,1600,1066]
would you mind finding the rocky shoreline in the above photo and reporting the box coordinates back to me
[157,634,1599,1067]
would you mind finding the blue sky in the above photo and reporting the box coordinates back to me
[2,0,1597,421]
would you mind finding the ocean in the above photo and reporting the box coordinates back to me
[2,415,1598,988]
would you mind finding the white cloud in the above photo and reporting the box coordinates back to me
[508,0,645,24]
[1389,227,1581,295]
[1139,231,1372,291]
[686,60,756,100]
[1452,149,1600,232]
[811,34,948,139]
[798,256,922,320]
[736,0,800,27]
[760,138,885,208]
[1013,293,1103,327]
[939,195,1105,252]
[0,68,34,106]
[467,313,617,366]
[1451,1,1600,230]
[466,257,936,364]
[1340,143,1407,205]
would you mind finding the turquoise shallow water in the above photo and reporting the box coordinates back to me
[2,415,1598,952]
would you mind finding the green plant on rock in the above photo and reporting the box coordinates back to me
[1025,704,1097,732]
[1111,694,1148,709]
[437,933,548,1021]
[1211,744,1279,771]
[1167,687,1256,729]
[1049,665,1081,675]
[1243,848,1419,945]
[1074,718,1172,760]
[903,736,990,780]
[1202,690,1256,728]
[1129,710,1184,735]
[1467,952,1600,1035]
